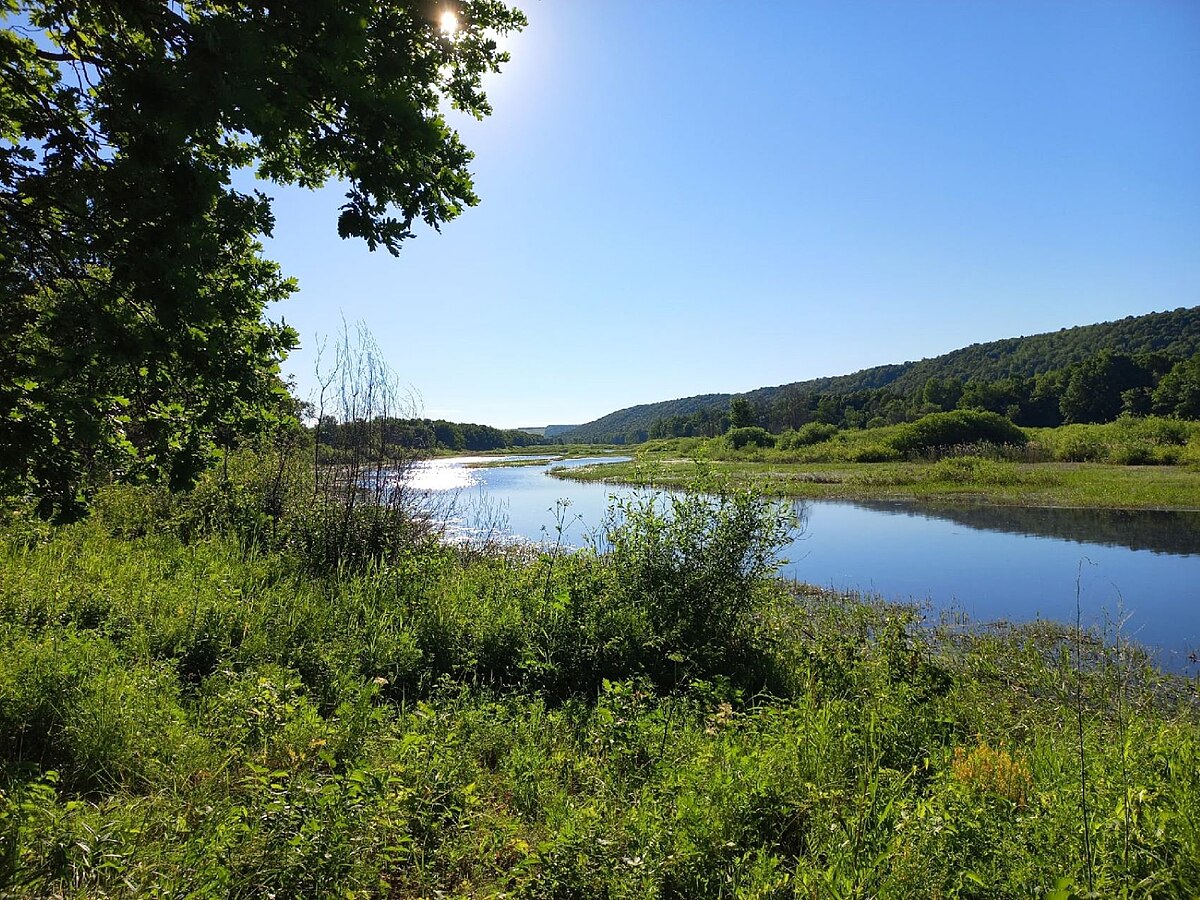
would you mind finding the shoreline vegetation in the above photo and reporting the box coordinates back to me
[1,455,1197,896]
[551,416,1200,511]
[552,457,1200,510]
[460,446,629,469]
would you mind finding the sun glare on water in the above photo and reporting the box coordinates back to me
[404,457,486,492]
[439,9,459,35]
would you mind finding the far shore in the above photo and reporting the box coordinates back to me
[550,456,1200,511]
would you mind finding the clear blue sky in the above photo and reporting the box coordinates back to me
[263,0,1200,429]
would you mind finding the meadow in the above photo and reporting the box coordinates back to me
[555,416,1200,510]
[1,450,1197,897]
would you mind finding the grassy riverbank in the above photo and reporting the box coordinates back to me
[553,457,1200,509]
[435,444,621,461]
[553,418,1200,509]
[1,455,1198,896]
[467,447,632,470]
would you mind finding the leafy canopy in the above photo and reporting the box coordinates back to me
[0,0,524,515]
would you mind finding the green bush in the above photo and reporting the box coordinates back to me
[725,427,775,450]
[89,484,175,539]
[0,629,193,792]
[601,486,796,687]
[891,410,1028,457]
[1029,417,1200,465]
[777,422,839,449]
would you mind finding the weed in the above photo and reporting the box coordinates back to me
[951,741,1032,806]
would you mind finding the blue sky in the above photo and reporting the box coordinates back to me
[263,1,1200,428]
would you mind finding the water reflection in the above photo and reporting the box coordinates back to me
[399,455,1200,667]
[842,500,1200,557]
[405,457,489,492]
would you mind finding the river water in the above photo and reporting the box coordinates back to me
[407,455,1200,670]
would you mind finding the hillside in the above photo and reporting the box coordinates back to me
[560,394,733,445]
[561,306,1200,443]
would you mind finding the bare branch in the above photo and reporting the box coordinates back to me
[34,47,104,67]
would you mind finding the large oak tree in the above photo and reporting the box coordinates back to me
[0,0,523,515]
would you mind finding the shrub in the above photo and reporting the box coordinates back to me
[777,422,838,450]
[601,486,796,687]
[891,410,1027,457]
[1031,417,1200,465]
[89,484,175,538]
[725,427,775,450]
[0,629,192,791]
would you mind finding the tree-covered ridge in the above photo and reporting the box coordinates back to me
[315,416,546,458]
[810,304,1200,399]
[562,306,1200,443]
[562,393,734,445]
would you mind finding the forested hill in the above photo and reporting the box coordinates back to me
[561,394,734,446]
[561,306,1200,443]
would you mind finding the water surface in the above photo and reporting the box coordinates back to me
[409,456,1200,668]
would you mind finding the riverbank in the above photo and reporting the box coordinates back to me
[1,476,1198,895]
[433,443,619,461]
[552,457,1200,510]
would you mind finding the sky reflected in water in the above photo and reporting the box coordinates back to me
[408,456,1200,669]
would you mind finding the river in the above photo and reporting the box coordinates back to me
[406,455,1200,670]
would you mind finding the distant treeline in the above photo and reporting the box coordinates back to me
[315,416,548,459]
[645,349,1200,441]
[561,306,1200,444]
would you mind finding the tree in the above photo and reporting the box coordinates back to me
[921,376,963,411]
[770,385,813,431]
[1059,351,1153,424]
[814,394,841,426]
[1,1,524,515]
[1152,352,1200,419]
[728,397,755,430]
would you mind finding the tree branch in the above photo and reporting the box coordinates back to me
[34,47,104,67]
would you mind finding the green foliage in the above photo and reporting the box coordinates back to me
[725,426,775,450]
[0,2,525,515]
[1153,352,1200,419]
[317,416,546,456]
[777,422,839,449]
[602,487,796,686]
[891,410,1029,456]
[568,307,1200,444]
[1059,351,1156,424]
[0,628,194,793]
[565,394,730,445]
[0,477,1198,895]
[728,397,756,430]
[922,375,966,410]
[1029,417,1200,466]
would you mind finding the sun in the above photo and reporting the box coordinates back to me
[439,9,459,35]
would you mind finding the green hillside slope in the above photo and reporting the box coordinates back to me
[561,394,732,444]
[562,306,1200,443]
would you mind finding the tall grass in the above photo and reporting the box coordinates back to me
[0,465,1197,896]
[639,415,1200,469]
[1028,417,1200,466]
